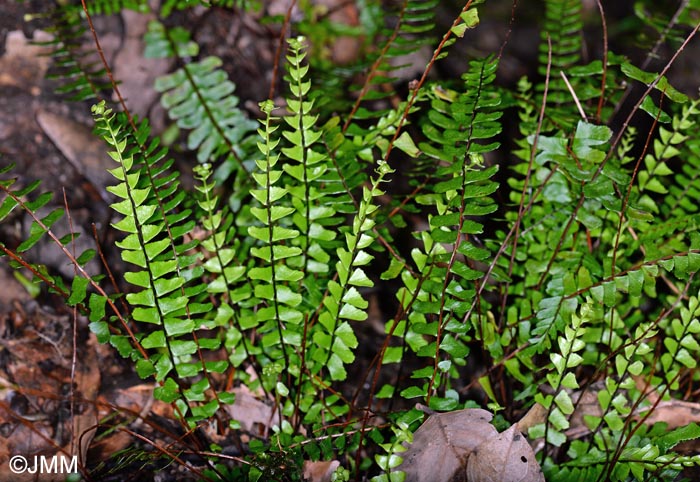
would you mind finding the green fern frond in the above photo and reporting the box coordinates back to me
[354,0,438,107]
[281,37,339,277]
[32,6,112,102]
[0,163,107,322]
[655,98,700,214]
[154,56,257,168]
[143,20,199,59]
[323,0,439,125]
[193,163,258,384]
[84,0,149,15]
[248,99,304,386]
[633,1,700,58]
[539,0,583,105]
[385,55,502,410]
[158,0,256,17]
[314,160,394,382]
[91,101,228,421]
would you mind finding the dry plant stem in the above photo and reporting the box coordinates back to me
[194,451,252,466]
[62,188,80,459]
[383,0,477,162]
[593,0,608,123]
[0,187,146,358]
[268,0,297,101]
[342,0,407,133]
[560,70,587,121]
[497,0,520,62]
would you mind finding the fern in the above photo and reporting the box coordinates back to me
[8,1,700,480]
[248,97,304,385]
[84,0,149,15]
[143,20,199,59]
[537,0,583,127]
[154,56,257,169]
[655,98,700,216]
[90,101,233,422]
[281,37,340,278]
[380,55,502,410]
[0,163,102,307]
[31,5,112,102]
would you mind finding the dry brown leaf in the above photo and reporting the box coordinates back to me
[0,30,52,94]
[399,408,545,482]
[466,425,544,482]
[515,403,548,434]
[637,400,700,429]
[110,10,172,120]
[632,376,700,429]
[566,386,603,439]
[553,378,700,440]
[399,408,497,482]
[36,109,114,201]
[302,460,340,482]
[223,386,280,437]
